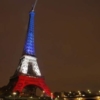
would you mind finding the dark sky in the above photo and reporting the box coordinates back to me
[0,0,100,92]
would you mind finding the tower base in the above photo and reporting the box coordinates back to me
[13,75,51,96]
[0,75,51,97]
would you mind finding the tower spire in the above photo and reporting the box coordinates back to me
[32,0,38,11]
[24,0,38,56]
[23,7,35,56]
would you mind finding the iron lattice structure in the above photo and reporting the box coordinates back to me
[0,8,51,97]
[12,9,51,96]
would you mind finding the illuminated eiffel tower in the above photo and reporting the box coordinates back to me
[0,1,51,97]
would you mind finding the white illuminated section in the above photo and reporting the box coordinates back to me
[18,55,41,76]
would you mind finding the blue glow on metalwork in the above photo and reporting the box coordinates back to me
[24,11,35,56]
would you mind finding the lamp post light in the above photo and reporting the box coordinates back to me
[12,92,17,100]
[41,91,45,97]
[87,89,91,94]
[78,91,81,96]
[29,96,33,99]
[98,90,100,95]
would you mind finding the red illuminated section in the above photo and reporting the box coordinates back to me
[13,75,51,97]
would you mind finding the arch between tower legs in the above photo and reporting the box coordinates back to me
[13,75,51,97]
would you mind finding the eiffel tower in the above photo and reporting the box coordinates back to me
[0,1,51,97]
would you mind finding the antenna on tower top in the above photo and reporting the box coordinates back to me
[32,0,38,11]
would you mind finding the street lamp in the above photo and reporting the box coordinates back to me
[12,92,17,100]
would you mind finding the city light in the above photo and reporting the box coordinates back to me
[31,96,33,98]
[75,97,84,100]
[78,91,81,96]
[87,89,91,93]
[12,92,17,96]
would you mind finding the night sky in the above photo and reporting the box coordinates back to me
[0,0,100,92]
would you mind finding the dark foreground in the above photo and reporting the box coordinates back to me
[0,96,100,100]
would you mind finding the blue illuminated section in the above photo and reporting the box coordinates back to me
[24,11,35,56]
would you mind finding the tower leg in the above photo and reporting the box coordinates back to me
[13,75,51,97]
